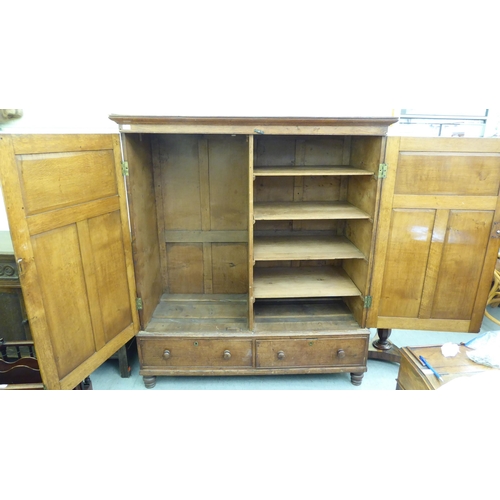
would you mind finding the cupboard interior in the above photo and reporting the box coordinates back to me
[125,132,384,336]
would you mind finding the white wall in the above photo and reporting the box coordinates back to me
[1,1,497,231]
[0,189,8,231]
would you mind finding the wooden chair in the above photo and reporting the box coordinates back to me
[0,340,43,389]
[0,339,92,390]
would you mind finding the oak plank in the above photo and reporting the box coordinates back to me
[248,135,255,329]
[18,150,118,215]
[253,165,372,176]
[12,134,114,154]
[392,194,498,210]
[431,210,493,320]
[376,316,470,332]
[253,266,361,298]
[212,243,248,294]
[418,210,450,319]
[76,220,106,351]
[208,135,249,231]
[88,211,135,342]
[124,133,163,327]
[151,136,169,293]
[26,196,120,236]
[31,224,96,379]
[399,137,500,153]
[253,235,365,261]
[377,209,436,318]
[166,243,204,294]
[164,230,248,243]
[396,152,500,196]
[253,201,370,220]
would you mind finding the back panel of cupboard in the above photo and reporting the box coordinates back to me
[153,134,249,295]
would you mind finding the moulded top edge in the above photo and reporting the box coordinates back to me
[108,115,399,127]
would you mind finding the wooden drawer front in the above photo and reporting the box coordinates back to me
[139,338,253,368]
[256,337,367,368]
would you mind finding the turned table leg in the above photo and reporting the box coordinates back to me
[143,376,156,389]
[368,328,401,363]
[117,345,131,378]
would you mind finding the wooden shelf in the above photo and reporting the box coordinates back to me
[253,266,362,299]
[253,201,370,221]
[253,165,372,176]
[254,235,365,261]
[253,298,364,333]
[144,294,248,333]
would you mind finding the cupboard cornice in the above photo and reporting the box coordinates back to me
[109,115,398,136]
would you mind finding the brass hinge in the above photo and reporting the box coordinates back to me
[136,297,143,310]
[364,296,372,308]
[121,161,129,176]
[378,163,388,179]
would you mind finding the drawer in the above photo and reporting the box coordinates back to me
[139,338,253,368]
[256,337,367,368]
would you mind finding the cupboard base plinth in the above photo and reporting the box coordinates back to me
[138,330,369,387]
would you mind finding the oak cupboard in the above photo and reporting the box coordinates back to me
[1,117,499,390]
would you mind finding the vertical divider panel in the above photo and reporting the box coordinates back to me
[292,139,306,236]
[151,136,169,294]
[248,135,255,330]
[198,137,213,294]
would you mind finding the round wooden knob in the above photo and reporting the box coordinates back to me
[337,349,346,359]
[223,350,231,360]
[277,350,285,360]
[163,349,171,360]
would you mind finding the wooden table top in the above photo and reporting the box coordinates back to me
[400,344,497,390]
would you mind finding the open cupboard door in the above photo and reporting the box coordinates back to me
[367,136,500,333]
[0,134,140,389]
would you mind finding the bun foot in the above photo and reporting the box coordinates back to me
[143,376,156,389]
[350,372,364,386]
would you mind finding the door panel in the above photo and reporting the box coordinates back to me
[19,150,118,214]
[88,211,134,340]
[368,137,500,333]
[32,225,96,378]
[0,134,139,389]
[378,209,435,318]
[431,210,493,319]
[396,152,500,196]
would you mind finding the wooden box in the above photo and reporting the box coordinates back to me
[396,345,498,390]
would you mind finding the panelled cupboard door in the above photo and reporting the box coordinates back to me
[0,134,139,389]
[368,136,500,333]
